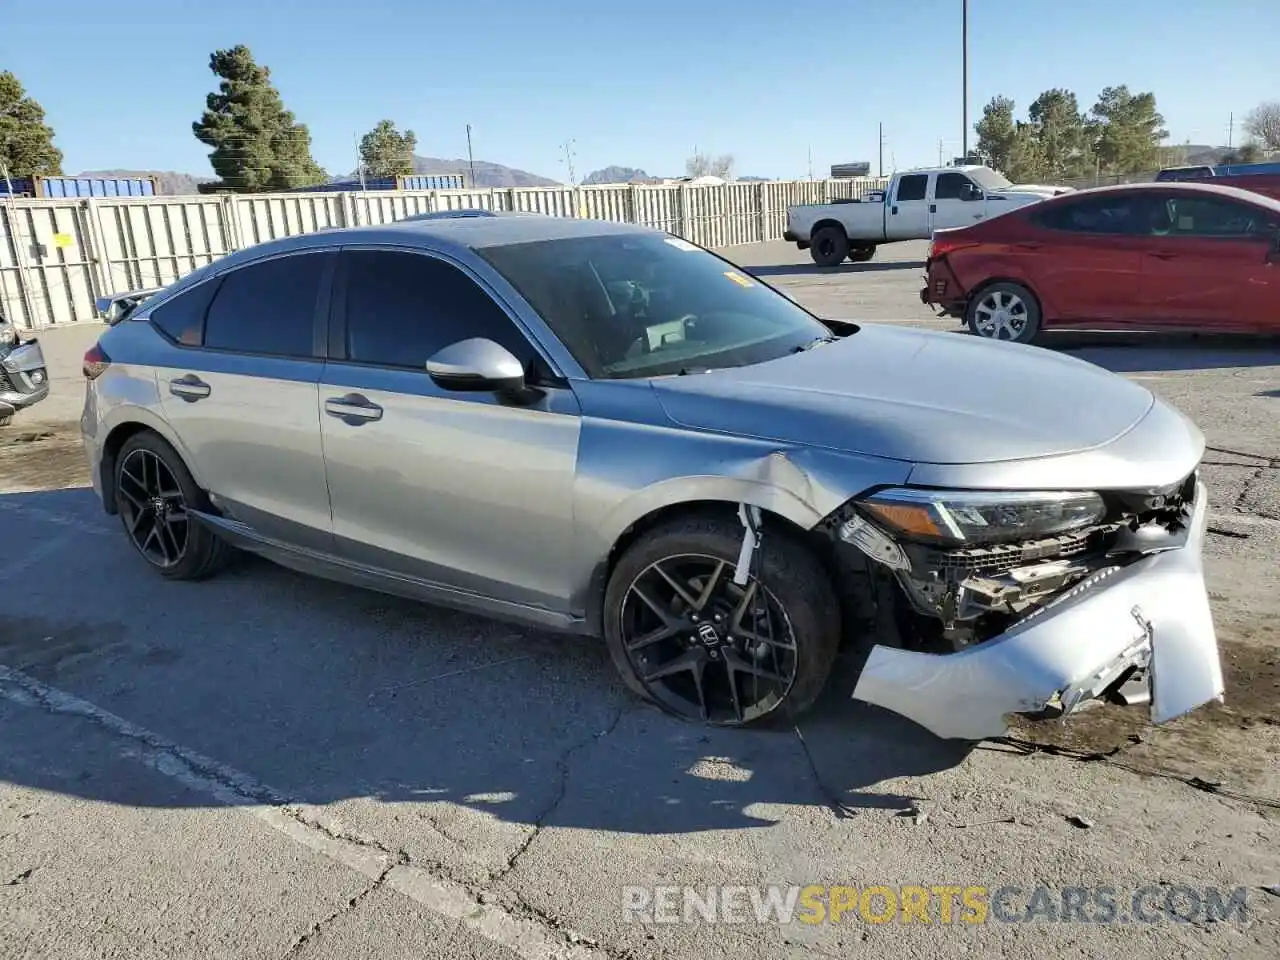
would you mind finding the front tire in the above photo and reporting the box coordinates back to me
[809,226,850,267]
[603,514,841,726]
[114,431,232,581]
[966,281,1042,344]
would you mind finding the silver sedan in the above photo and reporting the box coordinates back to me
[81,214,1224,739]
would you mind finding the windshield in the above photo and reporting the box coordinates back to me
[479,233,835,379]
[967,167,1012,190]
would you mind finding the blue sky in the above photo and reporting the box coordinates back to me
[3,0,1276,182]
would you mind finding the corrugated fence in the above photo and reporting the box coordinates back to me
[0,177,886,329]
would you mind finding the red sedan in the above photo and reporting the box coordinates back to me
[922,181,1280,341]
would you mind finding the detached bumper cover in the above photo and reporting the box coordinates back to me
[852,482,1224,740]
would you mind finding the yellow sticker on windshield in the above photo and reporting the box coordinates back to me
[723,270,755,288]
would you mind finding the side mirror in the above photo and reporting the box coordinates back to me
[426,338,525,393]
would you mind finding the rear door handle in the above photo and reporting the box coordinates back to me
[169,374,211,402]
[929,204,937,213]
[324,393,383,425]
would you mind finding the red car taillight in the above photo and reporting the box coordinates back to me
[929,234,982,261]
[83,343,111,380]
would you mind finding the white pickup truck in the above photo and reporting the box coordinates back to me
[784,165,1072,266]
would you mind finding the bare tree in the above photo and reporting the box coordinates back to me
[1243,101,1280,152]
[685,152,734,179]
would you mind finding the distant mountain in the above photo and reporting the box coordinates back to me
[346,156,559,188]
[76,169,214,196]
[582,166,651,185]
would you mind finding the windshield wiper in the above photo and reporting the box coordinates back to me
[791,336,838,353]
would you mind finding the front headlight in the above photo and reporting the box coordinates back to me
[850,488,1106,547]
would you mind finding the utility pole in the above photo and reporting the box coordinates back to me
[465,124,477,186]
[807,144,813,180]
[961,0,970,161]
[353,132,366,190]
[878,122,885,177]
[938,139,945,167]
[560,139,577,186]
[1228,112,1234,149]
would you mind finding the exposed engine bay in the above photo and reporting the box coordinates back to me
[825,472,1199,655]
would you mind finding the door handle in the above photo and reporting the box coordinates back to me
[1149,251,1177,260]
[929,204,936,213]
[169,374,211,402]
[891,205,898,215]
[324,393,383,425]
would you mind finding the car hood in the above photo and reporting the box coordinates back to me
[649,325,1155,465]
[994,183,1073,198]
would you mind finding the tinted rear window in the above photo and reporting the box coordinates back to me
[203,253,327,357]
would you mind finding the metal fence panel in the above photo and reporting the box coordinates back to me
[0,177,888,329]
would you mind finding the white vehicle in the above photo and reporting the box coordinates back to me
[785,166,1072,266]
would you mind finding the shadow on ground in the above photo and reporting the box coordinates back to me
[0,487,971,836]
[744,260,925,277]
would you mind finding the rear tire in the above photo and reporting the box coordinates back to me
[809,226,850,267]
[114,431,232,581]
[847,244,876,263]
[603,513,841,727]
[966,281,1042,344]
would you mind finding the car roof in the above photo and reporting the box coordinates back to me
[1066,180,1280,211]
[199,213,667,276]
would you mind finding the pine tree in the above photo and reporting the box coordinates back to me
[0,71,63,178]
[192,46,326,193]
[359,120,417,179]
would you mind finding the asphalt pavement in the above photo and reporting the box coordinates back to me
[1,239,1278,960]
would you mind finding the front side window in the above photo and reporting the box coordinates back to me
[340,250,535,369]
[478,233,834,379]
[203,253,327,357]
[934,173,974,200]
[1147,194,1277,238]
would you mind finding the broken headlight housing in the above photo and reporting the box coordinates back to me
[847,488,1106,547]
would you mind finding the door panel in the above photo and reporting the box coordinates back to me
[931,172,983,231]
[886,173,930,240]
[322,247,582,612]
[159,354,331,549]
[319,365,582,610]
[1025,194,1149,324]
[151,250,334,550]
[1135,192,1279,329]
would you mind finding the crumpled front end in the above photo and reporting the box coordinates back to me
[841,474,1223,741]
[0,338,51,418]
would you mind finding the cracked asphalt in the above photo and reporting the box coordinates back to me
[1,240,1279,959]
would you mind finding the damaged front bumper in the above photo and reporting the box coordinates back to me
[0,338,51,419]
[851,481,1224,740]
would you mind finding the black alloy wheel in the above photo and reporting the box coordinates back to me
[117,446,190,568]
[618,553,800,724]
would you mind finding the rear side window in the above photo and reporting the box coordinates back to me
[896,175,928,202]
[203,253,327,357]
[934,173,972,200]
[1153,195,1275,237]
[1031,196,1146,235]
[340,250,534,370]
[149,279,221,346]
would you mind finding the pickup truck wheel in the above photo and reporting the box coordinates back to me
[966,282,1041,344]
[847,244,876,263]
[809,226,850,267]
